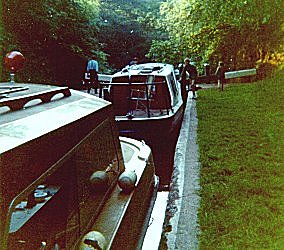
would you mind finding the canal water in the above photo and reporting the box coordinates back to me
[82,88,181,187]
[137,118,182,249]
[140,119,182,248]
[148,134,179,190]
[82,89,182,249]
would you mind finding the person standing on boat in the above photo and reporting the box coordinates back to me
[129,57,138,66]
[180,58,198,99]
[86,56,99,94]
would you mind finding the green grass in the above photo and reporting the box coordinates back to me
[197,70,284,249]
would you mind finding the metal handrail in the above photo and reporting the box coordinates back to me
[104,81,171,118]
[0,87,71,111]
[100,81,165,86]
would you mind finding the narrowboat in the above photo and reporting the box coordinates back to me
[107,63,184,142]
[0,82,158,249]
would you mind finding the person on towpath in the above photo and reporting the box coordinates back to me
[215,61,226,91]
[180,58,198,100]
[86,56,99,94]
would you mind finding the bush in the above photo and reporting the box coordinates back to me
[256,52,284,80]
[256,62,277,80]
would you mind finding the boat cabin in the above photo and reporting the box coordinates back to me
[109,63,182,118]
[0,82,158,249]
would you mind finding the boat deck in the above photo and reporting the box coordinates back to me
[124,108,170,118]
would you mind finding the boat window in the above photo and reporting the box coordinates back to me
[130,75,156,97]
[74,119,121,232]
[120,142,135,163]
[6,160,79,249]
[127,75,155,97]
[5,119,121,249]
[111,74,174,115]
[168,72,179,105]
[147,75,156,98]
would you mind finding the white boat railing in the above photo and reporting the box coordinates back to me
[101,81,171,118]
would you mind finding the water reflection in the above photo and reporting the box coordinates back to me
[142,120,181,190]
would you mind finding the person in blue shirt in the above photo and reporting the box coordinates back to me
[86,56,99,94]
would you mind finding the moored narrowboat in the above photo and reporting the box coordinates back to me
[107,63,184,142]
[0,82,158,249]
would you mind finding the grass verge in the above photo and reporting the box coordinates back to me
[197,70,284,249]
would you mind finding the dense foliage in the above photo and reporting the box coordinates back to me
[0,0,283,84]
[148,0,284,74]
[98,0,165,69]
[2,0,104,86]
[0,0,163,86]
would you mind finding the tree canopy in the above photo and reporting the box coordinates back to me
[98,0,165,69]
[0,0,283,83]
[1,0,163,84]
[2,0,104,86]
[148,0,284,73]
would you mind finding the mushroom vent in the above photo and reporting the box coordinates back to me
[140,66,163,73]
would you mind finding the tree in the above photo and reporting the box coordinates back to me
[98,0,166,69]
[148,0,284,72]
[2,0,105,86]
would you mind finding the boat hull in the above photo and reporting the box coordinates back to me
[116,105,184,143]
[109,62,185,186]
[0,83,159,250]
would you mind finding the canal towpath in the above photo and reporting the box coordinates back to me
[159,83,216,249]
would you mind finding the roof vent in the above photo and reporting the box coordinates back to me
[152,66,162,71]
[139,65,164,74]
[140,67,153,73]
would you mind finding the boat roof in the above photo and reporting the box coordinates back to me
[112,63,175,78]
[0,82,111,153]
